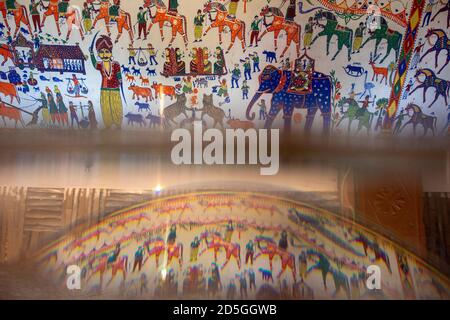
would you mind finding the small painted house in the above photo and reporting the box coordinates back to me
[10,33,35,70]
[34,43,86,75]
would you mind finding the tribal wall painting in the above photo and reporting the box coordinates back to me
[0,0,449,136]
[36,192,450,299]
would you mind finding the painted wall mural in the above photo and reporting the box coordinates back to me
[0,0,449,135]
[36,192,450,299]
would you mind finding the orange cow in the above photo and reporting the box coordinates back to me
[0,100,24,127]
[0,81,20,103]
[128,85,154,102]
[151,82,177,100]
[0,44,13,66]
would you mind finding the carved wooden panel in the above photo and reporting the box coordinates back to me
[354,167,425,255]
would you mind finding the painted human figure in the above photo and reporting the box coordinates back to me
[393,109,406,135]
[168,0,178,14]
[147,43,158,65]
[56,90,69,127]
[422,0,437,27]
[82,1,93,34]
[88,100,98,129]
[29,0,42,33]
[133,246,145,272]
[353,22,365,53]
[217,79,228,97]
[245,240,254,265]
[69,101,79,128]
[137,6,148,40]
[250,15,261,47]
[190,236,200,262]
[213,46,225,75]
[248,269,256,290]
[209,262,222,295]
[224,220,234,242]
[238,272,248,299]
[281,0,296,22]
[193,9,205,42]
[46,87,59,124]
[303,17,314,50]
[241,57,251,80]
[250,52,260,73]
[128,43,136,65]
[228,0,240,19]
[242,80,250,99]
[258,99,267,120]
[278,230,288,250]
[231,64,241,88]
[167,224,177,244]
[90,35,123,129]
[410,40,424,70]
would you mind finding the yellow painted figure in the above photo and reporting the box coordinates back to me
[90,35,123,129]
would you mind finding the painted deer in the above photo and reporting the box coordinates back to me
[369,53,388,85]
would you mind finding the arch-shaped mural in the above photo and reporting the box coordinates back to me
[36,192,450,299]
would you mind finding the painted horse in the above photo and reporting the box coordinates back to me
[420,28,450,74]
[311,10,353,61]
[166,242,183,268]
[0,0,32,38]
[203,1,246,53]
[199,230,241,269]
[400,103,438,136]
[90,0,133,43]
[246,65,332,134]
[305,249,332,289]
[144,237,166,267]
[258,6,301,58]
[351,233,392,273]
[335,98,376,134]
[360,16,403,63]
[254,236,296,282]
[411,68,450,108]
[41,0,84,41]
[144,0,188,47]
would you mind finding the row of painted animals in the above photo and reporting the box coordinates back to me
[122,66,156,77]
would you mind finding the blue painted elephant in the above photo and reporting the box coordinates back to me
[246,65,332,134]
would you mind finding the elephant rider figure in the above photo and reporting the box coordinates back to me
[278,230,288,250]
[224,220,234,242]
[108,243,121,265]
[190,236,200,262]
[288,55,315,94]
[167,224,177,244]
[356,95,374,117]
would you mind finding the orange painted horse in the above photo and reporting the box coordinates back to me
[202,1,246,53]
[259,6,301,58]
[87,254,128,289]
[0,0,32,38]
[145,238,166,267]
[144,0,188,47]
[41,0,84,41]
[145,238,183,268]
[199,231,241,269]
[254,236,296,281]
[91,0,133,43]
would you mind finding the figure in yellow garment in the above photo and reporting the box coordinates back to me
[90,35,123,129]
